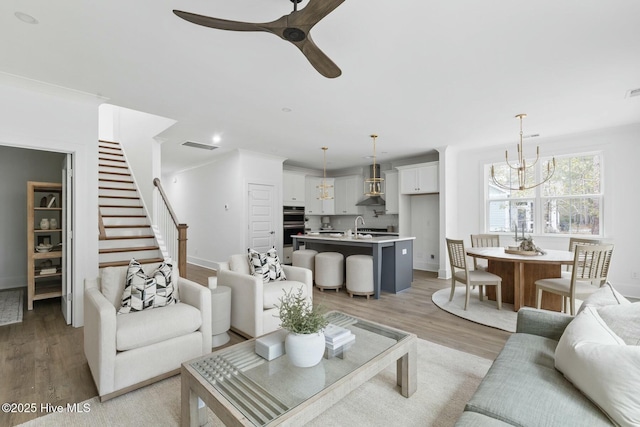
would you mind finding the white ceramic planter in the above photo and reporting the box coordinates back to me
[285,331,325,368]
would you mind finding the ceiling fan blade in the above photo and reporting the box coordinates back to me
[295,35,342,78]
[290,0,346,27]
[173,10,279,33]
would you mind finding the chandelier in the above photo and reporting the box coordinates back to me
[491,114,556,191]
[364,134,384,196]
[318,147,333,200]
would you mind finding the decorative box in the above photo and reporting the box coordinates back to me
[255,329,288,361]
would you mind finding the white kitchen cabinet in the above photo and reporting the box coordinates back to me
[334,175,364,215]
[305,177,334,215]
[383,170,399,214]
[398,162,439,194]
[283,171,306,206]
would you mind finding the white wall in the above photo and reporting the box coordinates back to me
[0,147,65,289]
[452,123,640,298]
[163,149,285,268]
[0,72,101,326]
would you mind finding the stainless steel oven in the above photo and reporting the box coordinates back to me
[283,206,305,246]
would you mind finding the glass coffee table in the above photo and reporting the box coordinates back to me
[181,311,417,426]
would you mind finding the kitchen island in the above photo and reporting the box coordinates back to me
[292,234,416,299]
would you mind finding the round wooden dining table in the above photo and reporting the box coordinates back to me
[466,247,574,312]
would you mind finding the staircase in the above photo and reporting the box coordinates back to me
[98,140,164,268]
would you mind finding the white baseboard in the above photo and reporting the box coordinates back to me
[0,276,27,290]
[186,256,221,271]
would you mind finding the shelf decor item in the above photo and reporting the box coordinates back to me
[39,218,50,230]
[277,288,328,368]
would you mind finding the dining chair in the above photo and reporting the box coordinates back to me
[470,234,500,271]
[535,243,614,316]
[446,238,502,311]
[562,237,601,278]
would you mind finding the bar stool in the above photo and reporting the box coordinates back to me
[292,249,318,281]
[314,252,344,292]
[346,255,375,299]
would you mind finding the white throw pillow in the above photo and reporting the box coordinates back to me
[597,303,640,346]
[577,282,630,315]
[555,306,640,427]
[101,266,125,309]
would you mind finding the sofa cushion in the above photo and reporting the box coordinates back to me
[266,247,287,281]
[263,280,307,310]
[248,248,287,283]
[116,302,202,351]
[555,306,640,426]
[101,266,124,309]
[118,259,177,314]
[577,282,630,315]
[597,302,640,345]
[464,333,612,426]
[455,411,513,426]
[229,254,251,275]
[248,248,270,283]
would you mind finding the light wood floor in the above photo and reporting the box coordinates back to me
[0,265,510,426]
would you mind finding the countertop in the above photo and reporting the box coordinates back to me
[309,229,400,236]
[293,234,415,244]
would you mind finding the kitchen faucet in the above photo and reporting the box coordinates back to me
[355,216,365,237]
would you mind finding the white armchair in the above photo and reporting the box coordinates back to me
[84,262,211,401]
[218,254,312,338]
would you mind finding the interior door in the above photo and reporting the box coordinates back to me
[61,154,72,324]
[247,183,276,253]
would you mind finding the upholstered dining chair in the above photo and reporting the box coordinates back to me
[535,243,614,315]
[562,237,601,278]
[470,234,500,271]
[446,238,502,311]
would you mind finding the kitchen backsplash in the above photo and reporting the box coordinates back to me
[306,212,399,232]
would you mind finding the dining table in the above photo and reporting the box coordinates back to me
[465,247,575,312]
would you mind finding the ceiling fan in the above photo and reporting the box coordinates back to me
[173,0,345,78]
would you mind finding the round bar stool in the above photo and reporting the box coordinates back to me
[346,255,375,299]
[292,249,318,281]
[314,252,344,292]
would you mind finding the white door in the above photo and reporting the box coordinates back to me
[248,183,276,252]
[61,154,73,324]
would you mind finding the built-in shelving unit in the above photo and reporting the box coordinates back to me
[27,181,64,310]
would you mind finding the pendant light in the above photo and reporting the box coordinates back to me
[318,147,333,200]
[364,134,384,196]
[491,114,556,191]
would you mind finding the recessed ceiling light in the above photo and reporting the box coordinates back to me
[212,135,222,144]
[15,12,38,24]
[281,107,292,113]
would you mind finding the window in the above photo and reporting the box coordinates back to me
[486,153,602,236]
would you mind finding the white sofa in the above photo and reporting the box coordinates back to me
[218,254,312,338]
[84,262,211,401]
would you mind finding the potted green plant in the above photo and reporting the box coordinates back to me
[277,288,329,367]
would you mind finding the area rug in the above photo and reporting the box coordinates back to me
[18,339,491,427]
[432,287,517,332]
[0,289,23,327]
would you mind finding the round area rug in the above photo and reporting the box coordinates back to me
[432,287,517,332]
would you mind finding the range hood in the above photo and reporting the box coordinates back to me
[356,195,386,206]
[356,164,386,206]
